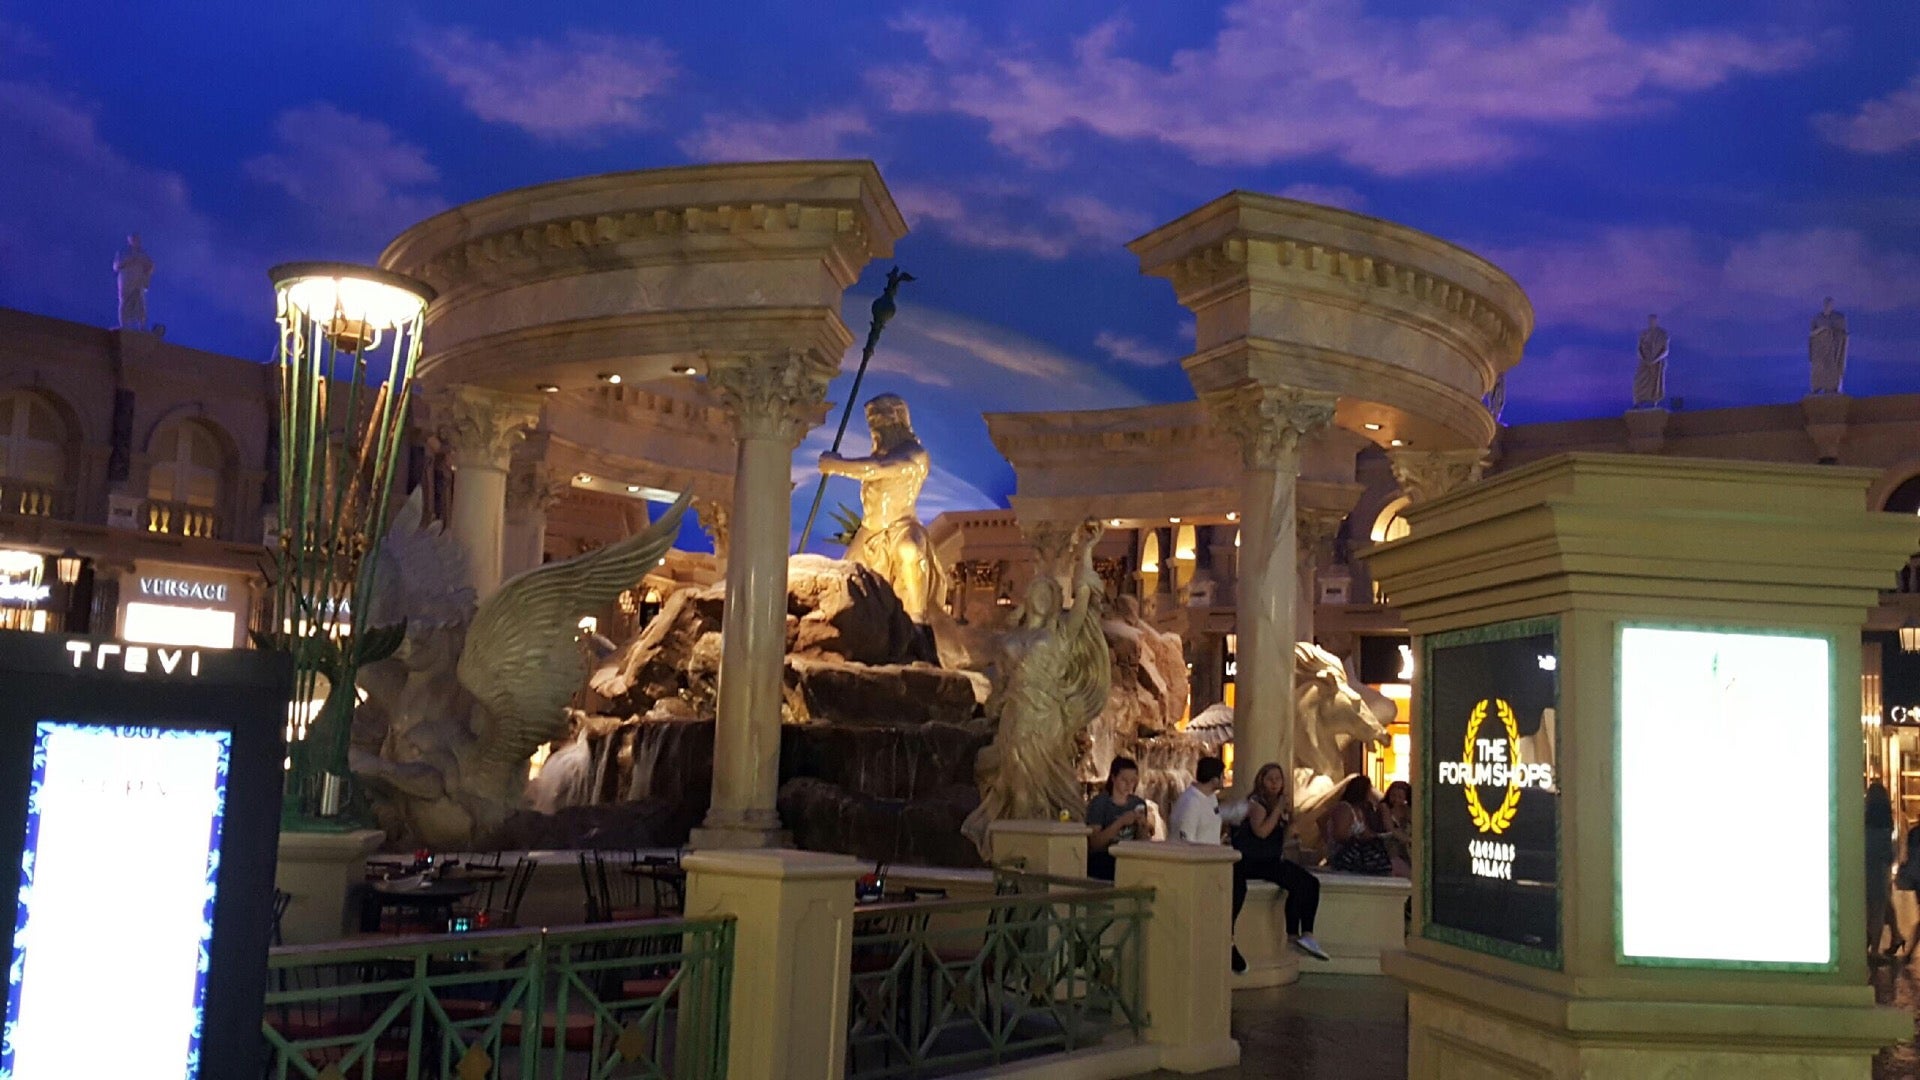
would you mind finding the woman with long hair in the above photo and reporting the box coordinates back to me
[1867,781,1898,960]
[1229,762,1328,971]
[1326,775,1395,875]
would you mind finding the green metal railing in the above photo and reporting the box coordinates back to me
[262,917,733,1080]
[845,872,1149,1078]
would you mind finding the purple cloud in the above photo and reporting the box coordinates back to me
[0,74,251,323]
[413,27,676,138]
[1094,331,1177,368]
[871,2,1817,175]
[679,108,872,162]
[893,182,1147,259]
[1815,70,1920,153]
[245,103,444,245]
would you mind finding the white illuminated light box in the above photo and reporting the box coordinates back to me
[1618,625,1834,968]
[5,724,230,1078]
[121,602,237,650]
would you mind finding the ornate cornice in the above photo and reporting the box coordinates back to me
[504,463,573,520]
[691,495,730,565]
[1388,447,1488,504]
[410,202,876,296]
[430,385,541,470]
[704,352,831,445]
[1203,386,1338,471]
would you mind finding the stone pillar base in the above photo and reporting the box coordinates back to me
[687,824,791,851]
[988,818,1094,877]
[1392,950,1908,1079]
[275,828,383,945]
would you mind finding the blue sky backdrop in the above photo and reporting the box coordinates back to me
[2,1,1916,525]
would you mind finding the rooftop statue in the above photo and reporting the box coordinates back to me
[961,520,1112,857]
[113,233,154,330]
[353,490,690,846]
[818,393,947,622]
[1810,297,1848,395]
[1633,314,1668,409]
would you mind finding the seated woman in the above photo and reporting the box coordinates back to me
[1085,756,1150,881]
[1382,780,1413,878]
[1325,776,1395,875]
[1230,762,1328,970]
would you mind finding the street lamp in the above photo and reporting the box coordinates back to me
[53,549,82,586]
[267,262,433,825]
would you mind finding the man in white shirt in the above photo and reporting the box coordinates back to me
[1170,756,1227,843]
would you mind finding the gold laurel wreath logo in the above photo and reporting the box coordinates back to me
[1460,698,1523,835]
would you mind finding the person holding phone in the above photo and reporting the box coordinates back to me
[1086,756,1151,880]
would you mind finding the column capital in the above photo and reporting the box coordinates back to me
[705,351,832,445]
[1387,447,1488,504]
[430,385,542,471]
[1202,385,1338,470]
[504,462,573,522]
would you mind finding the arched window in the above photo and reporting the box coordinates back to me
[0,392,66,487]
[148,421,224,509]
[1370,497,1412,543]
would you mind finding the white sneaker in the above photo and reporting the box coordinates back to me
[1292,934,1331,962]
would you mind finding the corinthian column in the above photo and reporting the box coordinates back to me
[1204,385,1337,790]
[692,352,830,849]
[503,448,572,583]
[1387,448,1488,504]
[1296,508,1347,644]
[433,386,542,600]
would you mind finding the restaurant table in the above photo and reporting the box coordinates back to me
[361,879,480,933]
[621,861,688,915]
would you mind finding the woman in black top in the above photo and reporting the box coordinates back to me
[1229,762,1327,971]
[1867,781,1898,959]
[1085,756,1149,881]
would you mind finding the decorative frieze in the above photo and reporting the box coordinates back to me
[1204,386,1338,471]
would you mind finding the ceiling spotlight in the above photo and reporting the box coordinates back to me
[577,474,593,484]
[1363,422,1382,431]
[537,383,559,393]
[598,373,622,384]
[671,364,698,376]
[627,484,641,494]
[1108,518,1123,527]
[1170,517,1182,524]
[1389,439,1407,448]
[1226,511,1239,522]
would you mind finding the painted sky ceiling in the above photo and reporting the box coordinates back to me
[2,1,1916,520]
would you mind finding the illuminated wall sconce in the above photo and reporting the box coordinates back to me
[1901,616,1920,653]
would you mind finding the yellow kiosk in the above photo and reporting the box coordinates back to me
[1367,453,1916,1078]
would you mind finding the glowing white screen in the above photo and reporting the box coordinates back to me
[122,602,236,650]
[1619,627,1831,965]
[5,724,230,1078]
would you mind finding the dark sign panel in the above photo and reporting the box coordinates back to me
[0,633,289,1078]
[1358,634,1413,685]
[1423,617,1561,967]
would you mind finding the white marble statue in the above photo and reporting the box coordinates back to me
[114,233,154,330]
[1810,297,1848,395]
[1183,643,1395,857]
[961,520,1112,856]
[818,393,947,622]
[1633,314,1668,409]
[352,490,690,846]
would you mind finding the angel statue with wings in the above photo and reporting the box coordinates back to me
[961,520,1113,858]
[353,490,689,846]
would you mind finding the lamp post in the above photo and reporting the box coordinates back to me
[266,262,433,826]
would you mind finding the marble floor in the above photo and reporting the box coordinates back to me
[1127,968,1920,1079]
